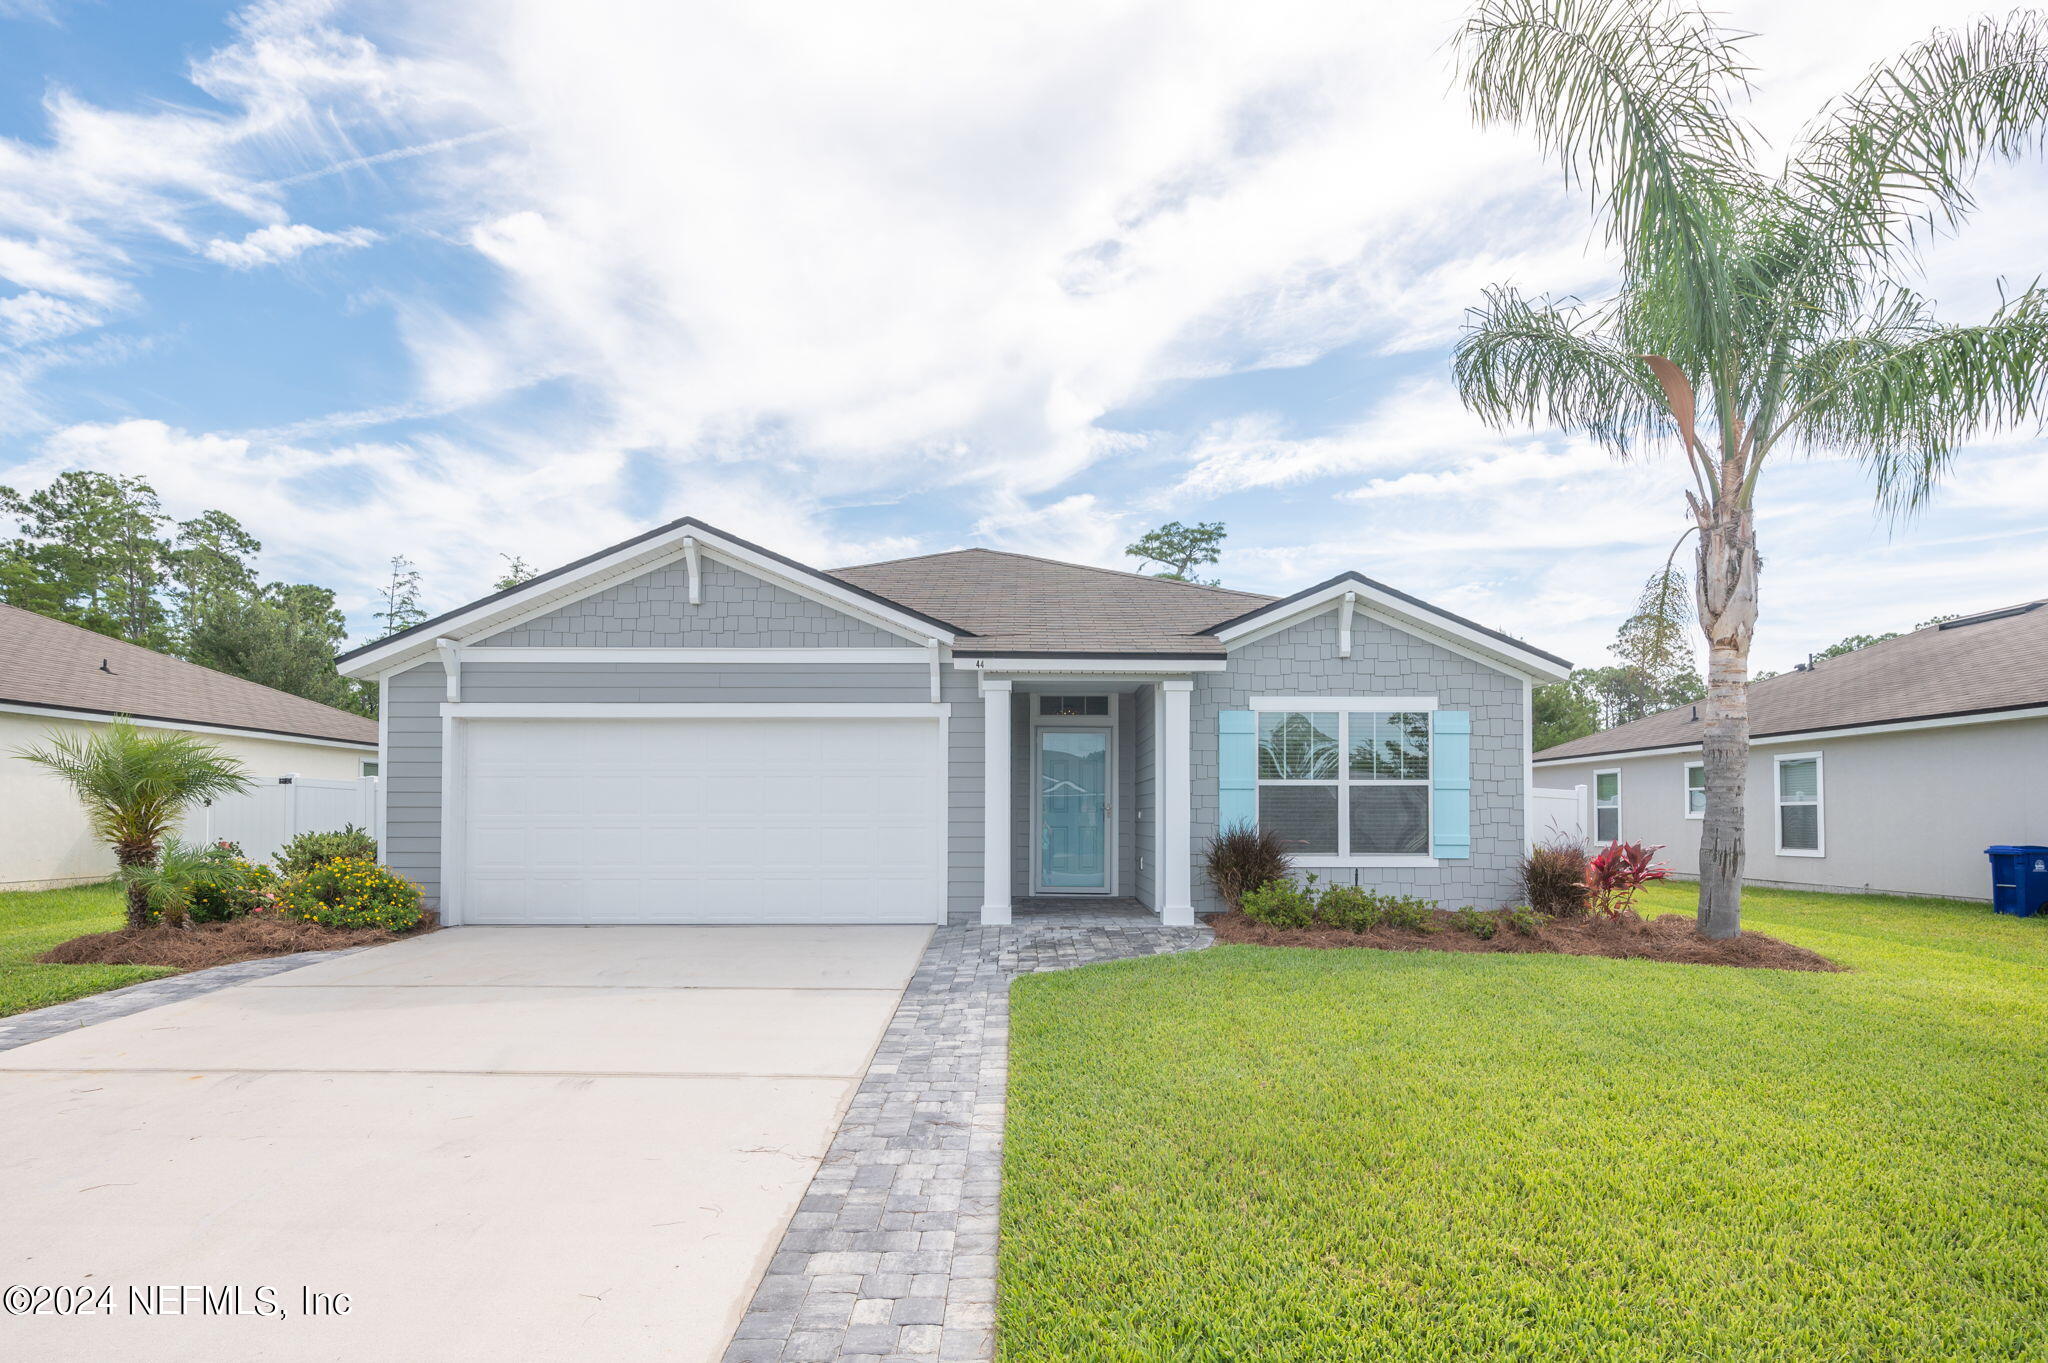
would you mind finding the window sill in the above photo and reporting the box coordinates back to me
[1776,848,1826,858]
[1293,855,1440,869]
[1684,812,1703,821]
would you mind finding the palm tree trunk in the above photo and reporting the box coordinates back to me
[1695,509,1758,939]
[115,843,155,931]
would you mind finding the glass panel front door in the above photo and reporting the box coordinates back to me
[1038,728,1109,891]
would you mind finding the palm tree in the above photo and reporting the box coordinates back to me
[1452,2,2048,937]
[14,721,254,929]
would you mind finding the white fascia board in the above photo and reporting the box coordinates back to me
[338,524,955,678]
[1531,703,2048,766]
[459,647,923,664]
[0,700,376,750]
[442,702,950,719]
[1216,581,1572,685]
[951,656,1226,674]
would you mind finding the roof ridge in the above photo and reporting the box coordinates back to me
[0,602,370,723]
[833,546,1272,602]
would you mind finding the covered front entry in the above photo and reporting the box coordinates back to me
[976,671,1197,926]
[459,715,943,924]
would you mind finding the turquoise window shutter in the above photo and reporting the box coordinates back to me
[1430,710,1472,859]
[1219,710,1257,831]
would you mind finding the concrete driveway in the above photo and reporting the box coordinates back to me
[0,924,931,1362]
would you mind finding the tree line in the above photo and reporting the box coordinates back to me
[0,471,393,717]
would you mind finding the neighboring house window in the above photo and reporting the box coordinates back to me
[1594,770,1620,843]
[1684,761,1705,819]
[1256,710,1429,857]
[1775,753,1824,856]
[360,760,380,778]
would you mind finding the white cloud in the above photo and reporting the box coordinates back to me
[0,290,100,344]
[202,222,378,269]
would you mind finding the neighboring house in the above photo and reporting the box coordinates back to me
[1533,601,2048,901]
[334,517,1570,926]
[0,603,378,891]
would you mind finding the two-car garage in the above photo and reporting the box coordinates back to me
[455,715,944,924]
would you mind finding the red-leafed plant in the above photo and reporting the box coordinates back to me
[1583,842,1669,920]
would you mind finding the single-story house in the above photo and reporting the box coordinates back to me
[1,603,378,892]
[1533,600,2048,901]
[334,517,1572,926]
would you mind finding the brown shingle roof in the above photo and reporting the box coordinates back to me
[0,604,377,747]
[1534,601,2048,761]
[830,548,1274,655]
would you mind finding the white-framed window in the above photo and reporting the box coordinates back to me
[1593,769,1620,843]
[1683,761,1705,819]
[360,759,380,778]
[1774,752,1824,856]
[1254,708,1431,862]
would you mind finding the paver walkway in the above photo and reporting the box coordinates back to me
[721,901,1212,1363]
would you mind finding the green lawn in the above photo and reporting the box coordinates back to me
[1002,883,2048,1361]
[0,882,172,1018]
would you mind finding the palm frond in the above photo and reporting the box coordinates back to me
[1778,283,2048,511]
[12,721,256,857]
[1791,12,2048,265]
[1458,0,1758,372]
[1454,286,1673,456]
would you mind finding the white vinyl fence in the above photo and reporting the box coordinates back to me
[1530,783,1587,848]
[183,775,380,865]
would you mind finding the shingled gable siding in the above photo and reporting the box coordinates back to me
[376,556,972,915]
[1189,607,1527,913]
[476,556,919,648]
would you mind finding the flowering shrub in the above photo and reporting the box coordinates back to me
[278,858,423,931]
[1583,841,1669,919]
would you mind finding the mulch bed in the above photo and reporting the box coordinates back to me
[37,915,433,971]
[1208,908,1843,972]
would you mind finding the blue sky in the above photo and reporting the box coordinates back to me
[0,0,2041,673]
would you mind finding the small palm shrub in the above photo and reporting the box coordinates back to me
[278,858,423,931]
[274,824,379,878]
[1521,839,1591,917]
[1240,877,1317,929]
[14,721,253,929]
[1204,823,1293,910]
[123,840,273,927]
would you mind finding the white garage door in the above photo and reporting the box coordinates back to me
[460,717,942,924]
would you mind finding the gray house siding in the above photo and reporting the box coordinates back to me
[1191,608,1528,914]
[478,557,917,648]
[944,667,984,926]
[382,662,445,906]
[1535,716,2048,901]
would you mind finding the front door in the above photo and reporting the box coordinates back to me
[1036,727,1111,893]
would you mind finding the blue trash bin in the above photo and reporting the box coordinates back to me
[1985,846,2048,917]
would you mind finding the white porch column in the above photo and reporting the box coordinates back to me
[981,679,1013,925]
[1159,678,1195,926]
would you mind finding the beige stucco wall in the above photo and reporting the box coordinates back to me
[1534,716,2048,901]
[0,711,371,892]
